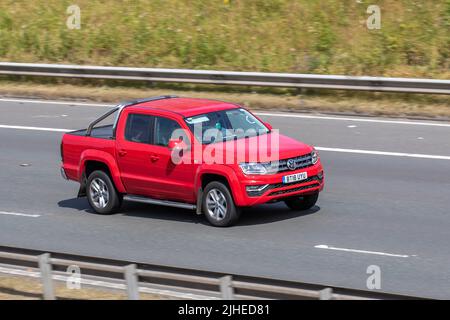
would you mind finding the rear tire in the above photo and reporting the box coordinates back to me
[284,193,319,211]
[202,181,240,227]
[87,170,121,214]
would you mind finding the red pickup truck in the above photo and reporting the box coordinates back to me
[61,96,324,226]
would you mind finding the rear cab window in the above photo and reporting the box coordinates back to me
[71,108,119,139]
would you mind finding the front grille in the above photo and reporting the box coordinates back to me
[277,153,314,173]
[268,183,320,196]
[270,176,320,189]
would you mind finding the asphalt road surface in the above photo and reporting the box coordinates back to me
[0,97,449,298]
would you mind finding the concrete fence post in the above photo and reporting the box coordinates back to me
[124,264,140,300]
[38,253,55,300]
[220,275,234,300]
[319,287,333,300]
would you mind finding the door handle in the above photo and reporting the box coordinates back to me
[118,150,127,157]
[150,155,160,162]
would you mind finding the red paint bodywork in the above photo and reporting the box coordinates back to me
[61,98,324,207]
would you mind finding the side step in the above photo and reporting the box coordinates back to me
[123,195,196,211]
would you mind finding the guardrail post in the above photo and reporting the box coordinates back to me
[38,253,55,300]
[124,264,140,300]
[319,288,333,300]
[220,275,234,300]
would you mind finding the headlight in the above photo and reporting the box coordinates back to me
[311,150,319,165]
[239,163,268,175]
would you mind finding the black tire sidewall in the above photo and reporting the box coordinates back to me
[202,181,240,227]
[87,170,121,214]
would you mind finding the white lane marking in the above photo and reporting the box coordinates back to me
[0,98,111,108]
[315,147,450,161]
[256,112,450,128]
[0,97,449,127]
[315,245,411,258]
[0,124,449,161]
[32,115,62,119]
[0,124,70,132]
[0,211,40,218]
[0,265,217,300]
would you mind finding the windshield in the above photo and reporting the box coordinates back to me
[184,108,270,144]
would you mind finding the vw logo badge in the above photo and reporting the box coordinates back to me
[287,159,297,170]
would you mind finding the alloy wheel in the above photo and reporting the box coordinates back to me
[206,188,228,221]
[89,178,110,208]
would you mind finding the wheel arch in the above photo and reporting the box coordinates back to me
[195,166,245,206]
[78,150,126,195]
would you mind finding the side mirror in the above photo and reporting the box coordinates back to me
[264,122,273,131]
[169,138,190,164]
[168,138,183,150]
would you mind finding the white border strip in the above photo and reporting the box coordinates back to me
[315,245,410,258]
[0,98,111,108]
[0,211,41,218]
[0,124,449,161]
[316,147,450,161]
[256,112,450,128]
[0,125,70,132]
[0,97,449,127]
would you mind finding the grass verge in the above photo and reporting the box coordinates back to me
[0,273,175,300]
[0,1,449,78]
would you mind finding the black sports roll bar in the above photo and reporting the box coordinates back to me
[85,95,178,137]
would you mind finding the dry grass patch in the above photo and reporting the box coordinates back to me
[0,81,449,120]
[0,274,175,300]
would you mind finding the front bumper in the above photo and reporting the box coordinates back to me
[235,162,324,206]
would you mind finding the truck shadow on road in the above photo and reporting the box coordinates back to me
[57,198,320,226]
[239,204,319,226]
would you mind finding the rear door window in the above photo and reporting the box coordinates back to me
[124,114,153,144]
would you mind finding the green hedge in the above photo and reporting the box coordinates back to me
[0,0,448,78]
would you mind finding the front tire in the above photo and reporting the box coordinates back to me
[284,193,319,211]
[202,181,240,227]
[87,170,121,214]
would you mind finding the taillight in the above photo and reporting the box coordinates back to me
[60,141,64,162]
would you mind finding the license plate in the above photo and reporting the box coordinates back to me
[282,172,308,184]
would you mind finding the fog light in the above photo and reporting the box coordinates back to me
[246,185,269,192]
[246,184,270,196]
[317,171,324,180]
